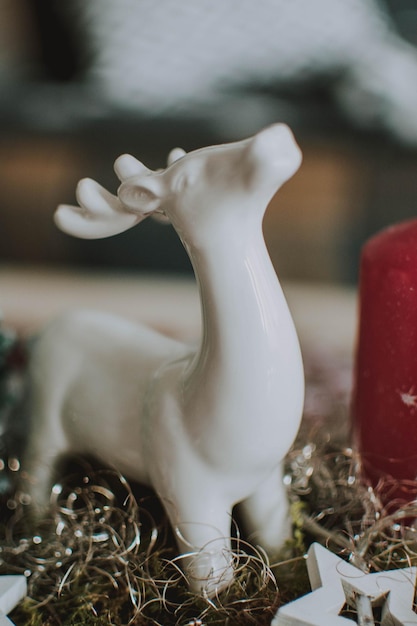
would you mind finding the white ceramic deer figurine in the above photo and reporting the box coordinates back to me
[24,123,304,595]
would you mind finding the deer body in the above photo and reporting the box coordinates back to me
[24,124,304,594]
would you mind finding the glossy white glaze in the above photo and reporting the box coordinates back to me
[25,124,304,595]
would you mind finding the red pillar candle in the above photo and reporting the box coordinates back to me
[353,218,417,505]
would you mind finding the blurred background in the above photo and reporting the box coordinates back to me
[1,0,417,285]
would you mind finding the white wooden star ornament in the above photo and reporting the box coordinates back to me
[272,542,417,626]
[0,576,27,625]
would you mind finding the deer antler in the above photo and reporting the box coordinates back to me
[55,155,156,239]
[167,147,186,166]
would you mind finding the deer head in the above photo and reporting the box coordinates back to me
[55,124,301,240]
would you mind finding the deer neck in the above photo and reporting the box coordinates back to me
[181,216,303,430]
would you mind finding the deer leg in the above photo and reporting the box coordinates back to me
[161,488,235,596]
[22,424,67,519]
[239,464,292,555]
[21,387,68,519]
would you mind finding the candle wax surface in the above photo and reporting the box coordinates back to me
[354,218,417,505]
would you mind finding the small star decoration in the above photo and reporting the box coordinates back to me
[399,388,417,408]
[272,542,417,625]
[0,576,27,625]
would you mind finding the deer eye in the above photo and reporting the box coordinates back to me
[173,163,202,193]
[173,173,188,193]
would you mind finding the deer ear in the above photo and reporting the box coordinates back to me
[118,179,162,216]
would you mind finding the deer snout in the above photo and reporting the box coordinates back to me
[249,123,302,188]
[257,123,302,167]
